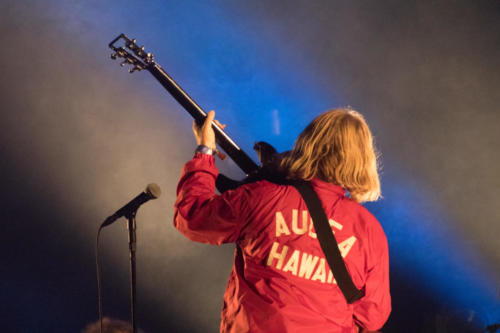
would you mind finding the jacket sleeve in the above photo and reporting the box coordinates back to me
[174,153,251,245]
[353,223,391,331]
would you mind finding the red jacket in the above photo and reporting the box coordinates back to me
[174,154,391,332]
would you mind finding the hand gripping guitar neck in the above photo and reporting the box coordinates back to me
[108,34,282,192]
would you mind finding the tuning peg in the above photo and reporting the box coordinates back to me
[145,52,154,64]
[120,60,128,67]
[110,53,117,60]
[129,65,144,73]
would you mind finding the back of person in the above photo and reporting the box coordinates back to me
[216,179,389,332]
[174,108,391,332]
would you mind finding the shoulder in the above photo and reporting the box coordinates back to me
[223,179,290,211]
[341,199,387,239]
[337,200,389,266]
[234,179,288,197]
[346,199,377,220]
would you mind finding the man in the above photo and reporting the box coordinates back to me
[174,109,391,332]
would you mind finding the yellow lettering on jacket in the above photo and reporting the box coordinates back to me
[275,210,344,239]
[267,242,289,269]
[267,245,338,285]
[282,249,300,276]
[339,236,357,258]
[275,212,291,237]
[311,258,327,283]
[291,210,308,235]
[268,210,357,285]
[298,253,319,279]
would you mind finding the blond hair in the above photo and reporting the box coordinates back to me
[281,108,381,203]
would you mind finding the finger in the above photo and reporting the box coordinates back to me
[205,110,215,128]
[214,119,226,130]
[192,120,202,144]
[192,120,201,135]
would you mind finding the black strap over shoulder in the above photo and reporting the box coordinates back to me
[290,179,364,304]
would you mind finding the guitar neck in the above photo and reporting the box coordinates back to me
[147,63,259,175]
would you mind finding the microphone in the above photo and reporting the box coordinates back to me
[102,183,161,227]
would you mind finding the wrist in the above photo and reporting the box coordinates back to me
[195,145,215,156]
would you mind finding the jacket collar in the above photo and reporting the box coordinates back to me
[310,178,346,197]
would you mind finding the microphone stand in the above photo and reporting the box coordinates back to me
[97,183,161,333]
[126,211,138,333]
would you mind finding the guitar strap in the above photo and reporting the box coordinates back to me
[290,179,365,304]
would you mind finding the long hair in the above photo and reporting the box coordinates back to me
[281,108,381,203]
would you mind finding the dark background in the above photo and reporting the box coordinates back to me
[1,1,499,332]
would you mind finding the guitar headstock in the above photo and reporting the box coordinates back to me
[109,34,155,73]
